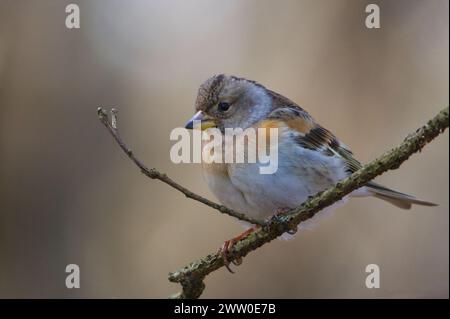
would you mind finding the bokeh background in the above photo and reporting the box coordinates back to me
[0,0,448,298]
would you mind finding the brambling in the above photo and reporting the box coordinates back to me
[185,74,437,271]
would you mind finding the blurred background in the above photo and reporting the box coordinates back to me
[0,0,448,298]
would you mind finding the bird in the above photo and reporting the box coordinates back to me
[184,74,437,272]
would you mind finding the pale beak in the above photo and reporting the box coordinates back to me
[185,111,217,130]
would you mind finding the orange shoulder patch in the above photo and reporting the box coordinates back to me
[257,119,284,150]
[285,117,314,134]
[259,119,285,129]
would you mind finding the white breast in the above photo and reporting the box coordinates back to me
[202,128,349,224]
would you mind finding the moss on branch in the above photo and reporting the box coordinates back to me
[168,106,449,299]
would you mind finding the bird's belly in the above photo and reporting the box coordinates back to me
[203,146,348,221]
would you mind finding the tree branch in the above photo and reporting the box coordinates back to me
[167,106,448,299]
[97,106,448,299]
[97,107,265,226]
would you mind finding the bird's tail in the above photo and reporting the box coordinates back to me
[367,182,438,210]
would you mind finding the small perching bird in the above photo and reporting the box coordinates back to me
[185,74,437,271]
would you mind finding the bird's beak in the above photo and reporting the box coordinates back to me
[185,111,217,130]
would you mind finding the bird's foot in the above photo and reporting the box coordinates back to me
[266,207,297,235]
[218,226,260,273]
[274,207,292,217]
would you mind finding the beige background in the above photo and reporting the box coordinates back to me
[0,0,448,298]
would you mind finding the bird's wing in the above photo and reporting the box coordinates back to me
[265,105,362,175]
[262,105,437,208]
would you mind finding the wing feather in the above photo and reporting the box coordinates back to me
[265,105,437,208]
[267,106,362,174]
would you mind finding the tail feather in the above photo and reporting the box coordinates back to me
[367,182,438,210]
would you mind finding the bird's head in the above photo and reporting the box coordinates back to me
[185,74,273,132]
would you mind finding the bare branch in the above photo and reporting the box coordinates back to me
[167,106,449,299]
[97,107,266,226]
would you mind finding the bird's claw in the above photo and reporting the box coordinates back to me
[218,239,238,273]
[218,227,258,273]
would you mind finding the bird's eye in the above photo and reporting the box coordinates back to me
[218,102,231,112]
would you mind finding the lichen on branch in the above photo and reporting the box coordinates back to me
[98,106,448,299]
[167,107,448,299]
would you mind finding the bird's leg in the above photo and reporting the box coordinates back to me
[219,207,295,273]
[219,226,260,273]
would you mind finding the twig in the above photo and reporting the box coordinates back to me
[97,107,265,226]
[167,106,449,299]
